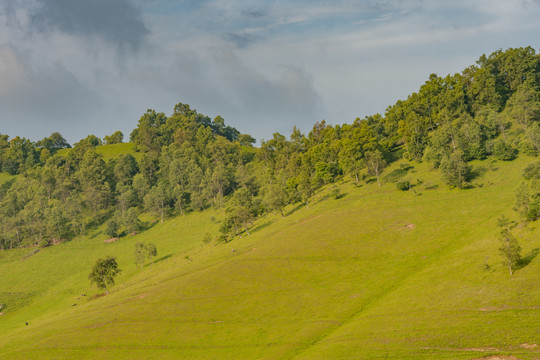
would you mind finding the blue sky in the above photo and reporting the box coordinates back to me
[1,0,540,144]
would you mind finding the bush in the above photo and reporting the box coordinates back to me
[491,139,518,161]
[396,180,411,191]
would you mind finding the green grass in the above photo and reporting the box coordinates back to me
[0,172,16,186]
[56,142,138,161]
[1,156,540,359]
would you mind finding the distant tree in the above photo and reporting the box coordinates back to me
[237,134,256,146]
[123,207,141,233]
[440,150,471,188]
[74,134,101,148]
[134,242,158,268]
[114,154,139,186]
[525,123,540,155]
[37,132,71,151]
[498,228,521,275]
[104,131,124,145]
[365,150,386,187]
[88,256,121,294]
[491,139,518,161]
[144,182,169,223]
[106,218,119,238]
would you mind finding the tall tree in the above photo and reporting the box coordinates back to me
[88,256,121,295]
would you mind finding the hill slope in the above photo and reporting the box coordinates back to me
[1,156,540,359]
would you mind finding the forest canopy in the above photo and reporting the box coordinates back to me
[0,47,539,249]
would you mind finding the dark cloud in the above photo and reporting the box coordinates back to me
[242,9,266,18]
[0,45,103,141]
[223,32,261,48]
[29,0,149,52]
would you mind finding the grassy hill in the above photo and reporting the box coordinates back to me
[1,155,540,359]
[56,142,138,161]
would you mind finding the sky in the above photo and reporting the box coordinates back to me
[1,0,540,145]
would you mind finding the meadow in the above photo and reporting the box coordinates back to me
[1,154,539,359]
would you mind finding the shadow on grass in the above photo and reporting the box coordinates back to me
[250,218,276,234]
[149,253,173,266]
[470,165,488,181]
[141,220,159,232]
[517,248,539,270]
[285,203,304,217]
[335,192,348,200]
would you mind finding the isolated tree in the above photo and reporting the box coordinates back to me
[498,228,521,275]
[88,256,121,294]
[134,242,158,268]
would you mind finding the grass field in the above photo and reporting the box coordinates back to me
[56,142,138,161]
[1,156,540,359]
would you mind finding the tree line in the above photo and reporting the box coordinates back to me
[0,47,539,249]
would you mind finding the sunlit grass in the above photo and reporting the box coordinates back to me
[1,155,540,359]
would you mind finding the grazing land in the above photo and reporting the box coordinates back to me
[1,154,539,359]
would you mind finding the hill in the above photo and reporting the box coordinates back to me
[1,154,540,359]
[1,46,540,359]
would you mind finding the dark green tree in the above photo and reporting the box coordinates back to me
[88,256,121,294]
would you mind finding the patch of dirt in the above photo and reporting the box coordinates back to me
[208,320,223,324]
[0,312,3,316]
[402,223,416,230]
[104,237,118,243]
[301,215,323,224]
[479,306,540,312]
[520,343,538,349]
[470,356,520,360]
[87,320,115,329]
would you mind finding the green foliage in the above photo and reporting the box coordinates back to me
[498,228,521,275]
[88,256,121,294]
[134,242,158,268]
[104,131,124,145]
[396,180,411,191]
[440,150,471,188]
[490,138,518,161]
[106,219,119,238]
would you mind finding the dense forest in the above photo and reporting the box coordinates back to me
[0,47,539,250]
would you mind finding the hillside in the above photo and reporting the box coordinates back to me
[1,154,540,359]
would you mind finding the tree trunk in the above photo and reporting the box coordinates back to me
[103,278,109,295]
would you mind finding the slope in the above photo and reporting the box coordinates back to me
[1,156,539,360]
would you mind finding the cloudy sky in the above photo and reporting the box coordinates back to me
[1,0,540,144]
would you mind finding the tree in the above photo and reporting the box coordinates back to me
[134,242,158,268]
[498,228,521,275]
[88,256,121,294]
[144,182,169,223]
[365,150,386,187]
[123,207,141,233]
[440,150,471,188]
[104,131,124,145]
[106,218,119,238]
